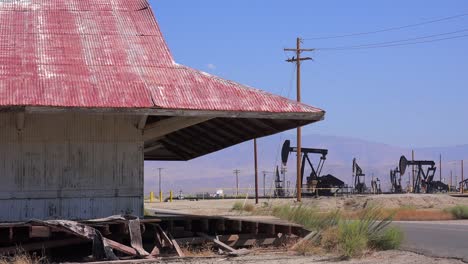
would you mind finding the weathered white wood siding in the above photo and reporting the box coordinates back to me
[0,113,144,221]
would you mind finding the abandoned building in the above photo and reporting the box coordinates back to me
[0,0,325,222]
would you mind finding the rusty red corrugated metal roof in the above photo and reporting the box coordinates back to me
[0,0,324,115]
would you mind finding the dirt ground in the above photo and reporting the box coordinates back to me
[145,194,468,216]
[144,195,468,264]
[99,251,463,264]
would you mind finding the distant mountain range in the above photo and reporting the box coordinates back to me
[144,133,468,195]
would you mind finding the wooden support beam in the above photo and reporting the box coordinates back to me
[154,225,173,248]
[137,115,148,130]
[144,143,164,153]
[168,233,185,257]
[226,220,242,233]
[0,238,88,255]
[143,117,212,141]
[30,226,51,238]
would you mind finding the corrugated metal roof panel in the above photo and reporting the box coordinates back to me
[0,0,324,116]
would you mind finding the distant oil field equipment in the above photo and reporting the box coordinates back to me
[352,158,367,194]
[281,140,344,197]
[399,155,449,193]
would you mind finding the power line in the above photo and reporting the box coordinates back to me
[303,12,468,40]
[316,33,468,51]
[316,28,468,50]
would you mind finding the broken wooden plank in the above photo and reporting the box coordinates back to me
[128,219,149,257]
[103,238,138,256]
[154,224,173,248]
[197,232,249,256]
[290,231,318,251]
[168,233,185,257]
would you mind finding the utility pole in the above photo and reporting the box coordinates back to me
[462,160,464,194]
[233,169,241,197]
[262,171,268,197]
[439,154,442,182]
[411,150,415,192]
[157,168,164,202]
[450,170,453,192]
[284,37,313,202]
[254,139,259,204]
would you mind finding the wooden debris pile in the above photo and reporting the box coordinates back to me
[0,214,307,262]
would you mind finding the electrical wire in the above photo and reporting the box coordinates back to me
[316,33,468,51]
[303,12,468,40]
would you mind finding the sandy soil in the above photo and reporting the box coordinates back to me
[145,194,468,216]
[133,251,464,264]
[143,196,468,264]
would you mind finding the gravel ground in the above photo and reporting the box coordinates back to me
[143,195,468,264]
[145,194,468,216]
[164,251,465,264]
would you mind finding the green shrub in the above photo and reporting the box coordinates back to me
[271,204,340,231]
[271,205,401,259]
[448,205,468,219]
[232,201,243,211]
[338,221,368,258]
[370,226,404,250]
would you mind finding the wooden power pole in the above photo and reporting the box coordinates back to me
[462,160,464,194]
[254,139,259,204]
[284,37,313,202]
[439,154,442,182]
[233,169,240,197]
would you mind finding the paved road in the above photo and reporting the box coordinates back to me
[394,221,468,261]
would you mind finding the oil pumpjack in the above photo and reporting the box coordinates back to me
[281,140,344,196]
[390,167,403,193]
[274,165,285,197]
[352,158,367,194]
[398,155,448,193]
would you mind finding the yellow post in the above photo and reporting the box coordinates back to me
[169,190,173,202]
[159,191,163,202]
[150,191,155,203]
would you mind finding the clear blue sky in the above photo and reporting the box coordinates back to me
[149,0,468,148]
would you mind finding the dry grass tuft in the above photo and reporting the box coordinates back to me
[320,227,339,251]
[243,204,255,212]
[0,251,47,264]
[231,202,256,213]
[180,243,215,257]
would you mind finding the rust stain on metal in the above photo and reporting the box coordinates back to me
[0,0,324,116]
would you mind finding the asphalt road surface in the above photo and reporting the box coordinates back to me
[394,221,468,262]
